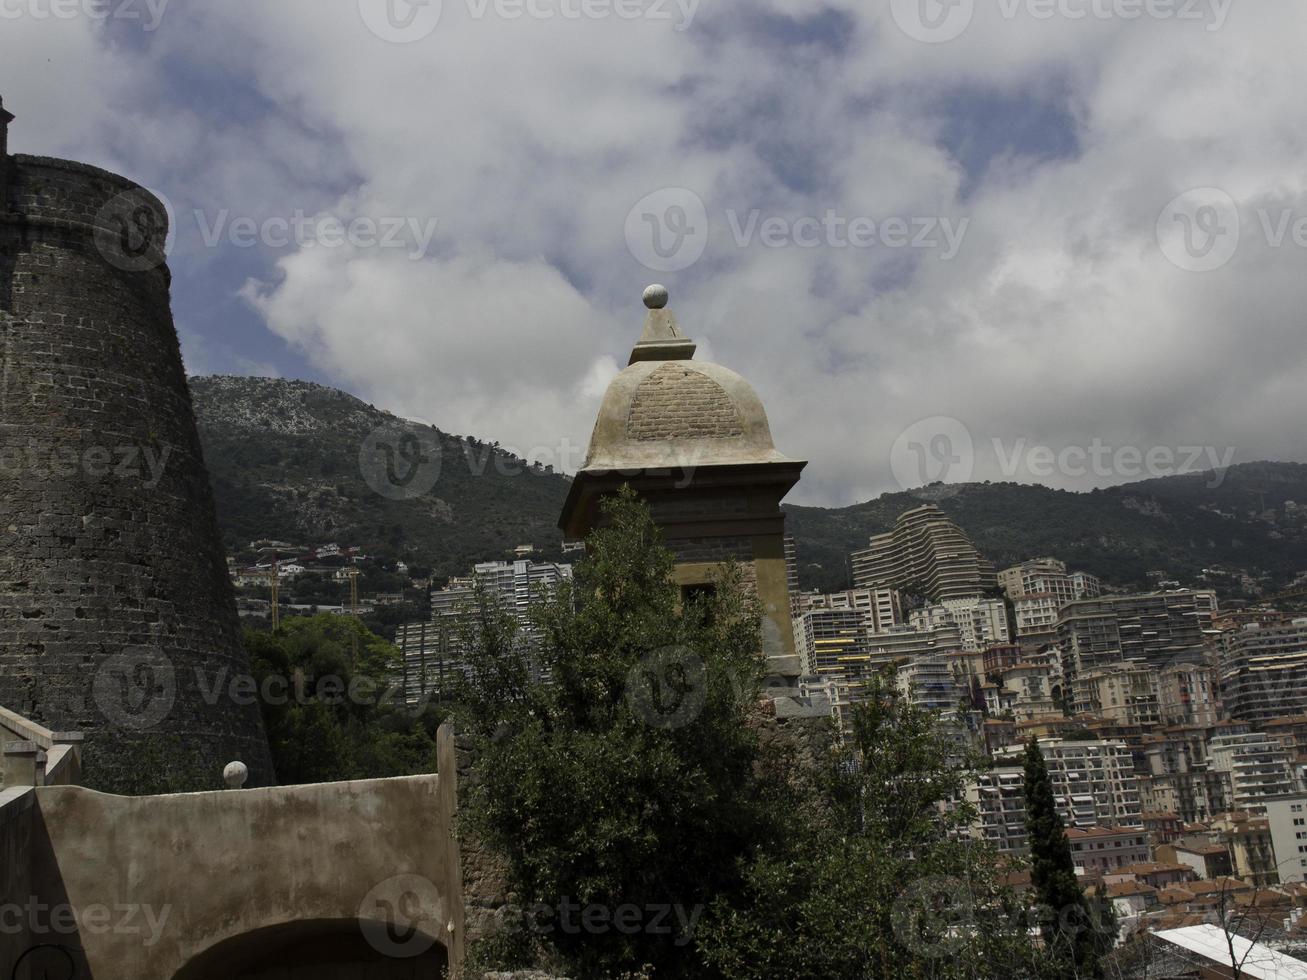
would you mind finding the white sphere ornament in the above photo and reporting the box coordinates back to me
[643,284,669,309]
[223,760,249,789]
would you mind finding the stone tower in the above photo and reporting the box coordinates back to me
[560,285,806,677]
[0,99,273,790]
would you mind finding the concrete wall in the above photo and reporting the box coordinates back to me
[5,727,464,979]
[0,788,35,978]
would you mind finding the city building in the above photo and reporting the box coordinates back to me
[560,287,807,677]
[1156,841,1234,880]
[896,651,964,714]
[1210,811,1280,887]
[1066,826,1151,876]
[399,561,573,701]
[909,597,1011,652]
[850,504,996,602]
[1024,738,1144,828]
[968,766,1030,854]
[1071,661,1161,728]
[1265,795,1307,885]
[995,657,1062,721]
[998,558,1101,603]
[1157,658,1222,727]
[864,621,965,672]
[1056,590,1219,678]
[1208,733,1298,815]
[1218,618,1307,727]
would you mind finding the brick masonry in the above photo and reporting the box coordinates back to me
[0,146,273,791]
[625,363,744,442]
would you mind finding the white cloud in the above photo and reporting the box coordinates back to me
[7,0,1307,506]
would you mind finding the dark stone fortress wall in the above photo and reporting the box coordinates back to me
[0,108,273,790]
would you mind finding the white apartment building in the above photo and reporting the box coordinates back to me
[995,739,1143,827]
[998,558,1101,603]
[971,739,1142,855]
[968,767,1030,853]
[896,651,962,713]
[909,597,1011,652]
[1208,733,1299,815]
[791,587,902,682]
[1265,795,1307,885]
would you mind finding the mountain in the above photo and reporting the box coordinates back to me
[190,376,573,577]
[784,464,1307,595]
[191,376,1307,597]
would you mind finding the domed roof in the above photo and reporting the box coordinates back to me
[581,289,800,472]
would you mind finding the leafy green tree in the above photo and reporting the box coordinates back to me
[456,487,784,978]
[244,614,442,784]
[1023,738,1109,976]
[697,672,1055,979]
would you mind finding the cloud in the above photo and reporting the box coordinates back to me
[5,0,1307,506]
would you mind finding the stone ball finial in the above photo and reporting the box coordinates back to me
[223,760,249,789]
[643,284,669,310]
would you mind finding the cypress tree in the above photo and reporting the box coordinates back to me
[1023,738,1102,976]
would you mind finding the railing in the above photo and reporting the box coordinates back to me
[0,704,83,789]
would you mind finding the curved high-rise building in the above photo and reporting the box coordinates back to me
[851,504,996,602]
[0,99,273,790]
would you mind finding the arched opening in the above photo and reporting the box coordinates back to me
[173,918,448,979]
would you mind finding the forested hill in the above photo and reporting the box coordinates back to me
[192,377,1307,596]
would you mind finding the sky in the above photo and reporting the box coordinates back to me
[1,0,1304,507]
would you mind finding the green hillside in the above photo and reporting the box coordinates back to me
[192,377,1307,598]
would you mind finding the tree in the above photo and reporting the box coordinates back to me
[456,487,783,978]
[244,614,442,784]
[697,672,1057,979]
[1023,739,1110,976]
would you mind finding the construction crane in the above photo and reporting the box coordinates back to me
[268,552,280,630]
[346,566,361,664]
